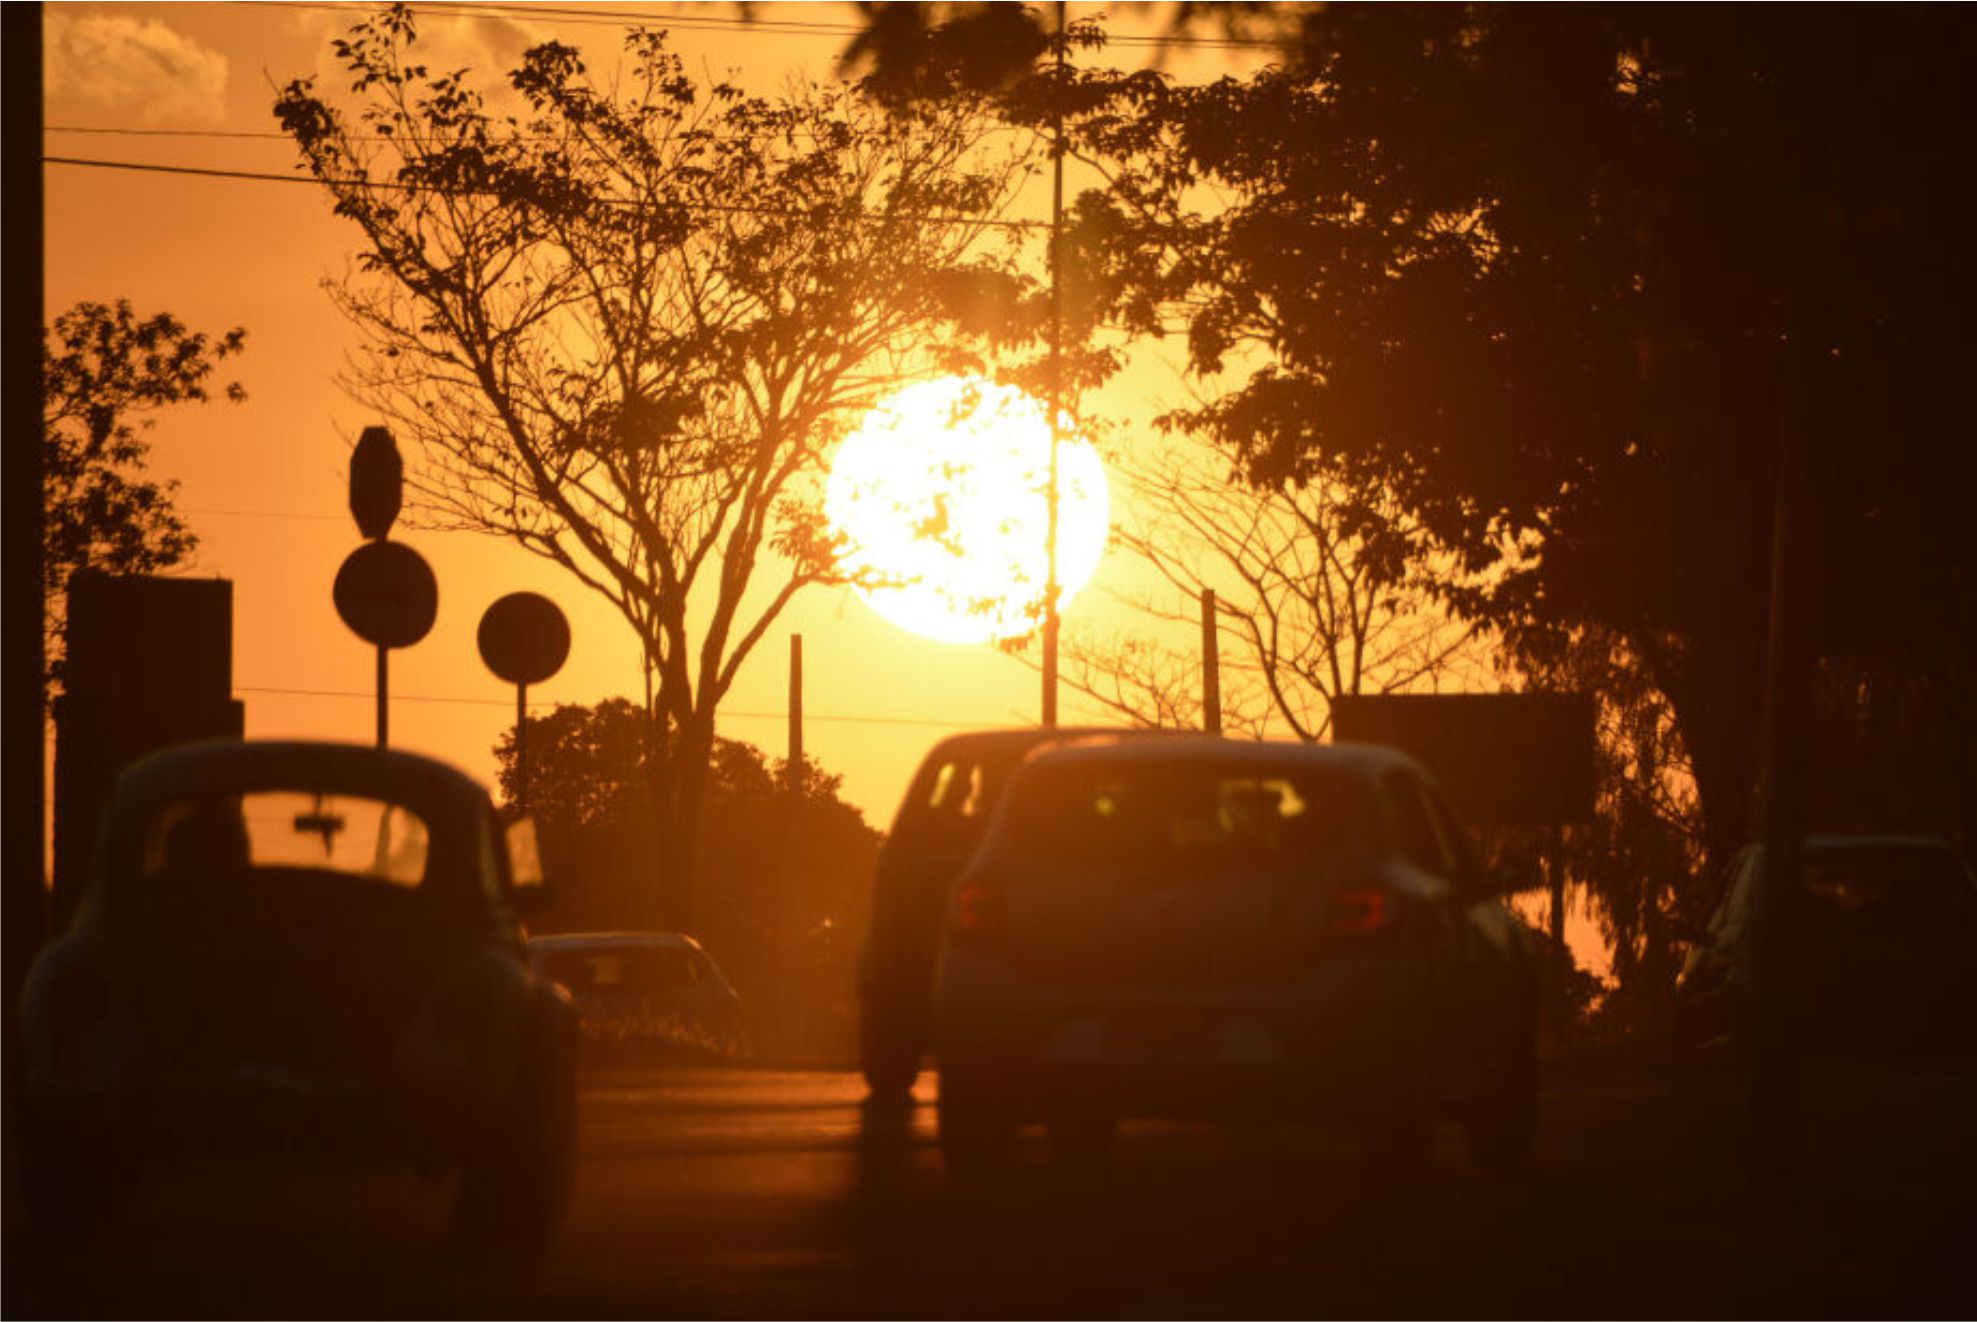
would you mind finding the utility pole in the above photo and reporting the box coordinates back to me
[1201,588,1221,734]
[1040,0,1068,730]
[2,3,47,1080]
[788,633,804,793]
[1752,355,1814,1194]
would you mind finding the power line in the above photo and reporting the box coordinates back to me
[44,154,1054,231]
[233,683,996,729]
[225,0,1277,50]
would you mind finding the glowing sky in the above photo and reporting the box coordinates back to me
[40,3,1249,826]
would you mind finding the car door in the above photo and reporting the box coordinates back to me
[1381,770,1507,1095]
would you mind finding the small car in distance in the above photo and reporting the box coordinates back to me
[529,932,748,1063]
[20,740,577,1256]
[1675,836,1977,1052]
[931,736,1538,1174]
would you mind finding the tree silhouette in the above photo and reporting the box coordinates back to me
[41,299,247,703]
[277,8,1036,927]
[1043,7,1977,864]
[1059,430,1492,737]
[493,699,880,1059]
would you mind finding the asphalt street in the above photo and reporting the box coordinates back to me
[7,1056,1977,1318]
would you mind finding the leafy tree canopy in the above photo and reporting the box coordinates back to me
[41,299,247,698]
[1045,6,1977,857]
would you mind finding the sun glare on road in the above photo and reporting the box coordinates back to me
[824,378,1109,645]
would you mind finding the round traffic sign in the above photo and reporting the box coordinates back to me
[333,540,438,648]
[478,592,570,685]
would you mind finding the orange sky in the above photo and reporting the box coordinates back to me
[42,2,1620,977]
[41,2,1256,825]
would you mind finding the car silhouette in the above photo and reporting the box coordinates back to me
[529,932,748,1064]
[930,736,1539,1174]
[19,740,578,1256]
[1675,835,1977,1053]
[859,728,1154,1095]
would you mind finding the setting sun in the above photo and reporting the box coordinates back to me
[824,378,1109,645]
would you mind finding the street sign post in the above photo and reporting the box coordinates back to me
[477,592,570,813]
[334,426,434,747]
[332,541,438,747]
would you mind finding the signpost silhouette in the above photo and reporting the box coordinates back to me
[332,426,436,746]
[478,591,570,814]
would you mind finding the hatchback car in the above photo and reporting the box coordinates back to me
[931,736,1539,1174]
[1675,836,1977,1052]
[859,728,1154,1095]
[529,931,748,1063]
[19,740,578,1255]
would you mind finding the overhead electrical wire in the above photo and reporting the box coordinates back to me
[223,0,1278,51]
[233,683,1011,728]
[42,154,1055,230]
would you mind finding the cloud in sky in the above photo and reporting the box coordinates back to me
[46,13,230,125]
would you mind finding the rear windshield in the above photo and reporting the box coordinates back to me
[140,791,431,887]
[891,747,1027,853]
[1004,761,1368,873]
[539,947,704,996]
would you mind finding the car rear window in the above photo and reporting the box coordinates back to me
[1004,761,1368,874]
[540,947,703,996]
[140,790,431,887]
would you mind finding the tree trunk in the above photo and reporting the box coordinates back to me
[647,715,717,934]
[1655,626,1768,873]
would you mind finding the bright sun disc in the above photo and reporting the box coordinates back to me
[825,377,1109,645]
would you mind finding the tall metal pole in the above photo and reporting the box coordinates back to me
[516,682,530,814]
[375,644,388,747]
[788,633,804,793]
[1040,0,1068,730]
[1752,357,1812,1194]
[3,4,48,1079]
[1201,587,1221,734]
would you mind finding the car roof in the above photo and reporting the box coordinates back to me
[1016,734,1428,779]
[527,931,707,954]
[913,726,1156,760]
[114,738,490,814]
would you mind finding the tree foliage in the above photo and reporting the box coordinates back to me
[277,7,1038,924]
[494,699,880,1061]
[1048,7,1977,861]
[1062,431,1492,738]
[41,299,247,699]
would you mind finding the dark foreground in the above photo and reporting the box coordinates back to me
[6,1055,1976,1319]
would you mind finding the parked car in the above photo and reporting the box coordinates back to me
[860,727,1156,1095]
[930,735,1539,1174]
[19,740,577,1256]
[529,932,748,1063]
[1675,836,1977,1052]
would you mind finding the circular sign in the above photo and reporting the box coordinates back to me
[333,540,438,648]
[477,592,570,686]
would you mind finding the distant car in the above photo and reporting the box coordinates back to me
[529,932,748,1063]
[859,727,1160,1095]
[1675,836,1977,1052]
[19,740,577,1256]
[931,736,1539,1174]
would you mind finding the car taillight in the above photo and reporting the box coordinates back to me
[950,875,1004,948]
[1327,887,1390,937]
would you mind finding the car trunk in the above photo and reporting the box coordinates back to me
[996,857,1342,989]
[117,869,449,1082]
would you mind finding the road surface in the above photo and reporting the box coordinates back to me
[7,1056,1977,1317]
